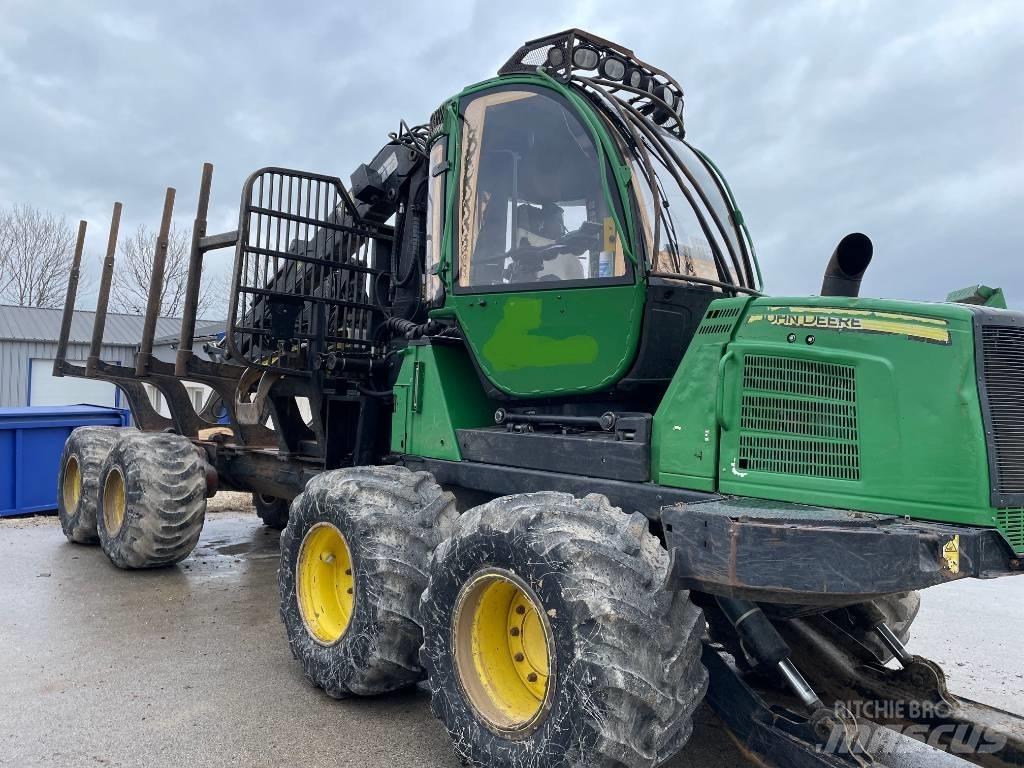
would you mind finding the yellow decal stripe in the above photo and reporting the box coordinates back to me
[746,307,950,343]
[856,318,950,342]
[764,306,948,326]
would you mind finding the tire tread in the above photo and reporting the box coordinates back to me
[97,432,206,569]
[421,491,708,768]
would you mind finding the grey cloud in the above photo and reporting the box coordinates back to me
[0,0,1019,308]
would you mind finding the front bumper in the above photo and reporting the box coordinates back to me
[663,497,1022,606]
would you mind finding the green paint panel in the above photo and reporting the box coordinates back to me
[391,344,493,460]
[653,297,751,488]
[717,297,996,529]
[453,285,643,397]
[947,284,1008,309]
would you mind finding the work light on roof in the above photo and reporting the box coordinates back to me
[598,56,627,81]
[623,68,644,89]
[571,45,600,71]
[498,29,687,137]
[654,83,675,109]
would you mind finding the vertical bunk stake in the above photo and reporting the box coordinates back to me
[54,220,87,376]
[136,187,176,376]
[87,202,122,376]
[176,163,213,377]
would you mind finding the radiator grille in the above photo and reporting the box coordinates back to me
[995,509,1024,554]
[744,355,856,402]
[741,395,858,442]
[696,305,743,337]
[979,324,1024,503]
[739,356,860,481]
[707,307,742,320]
[738,435,861,480]
[697,321,736,336]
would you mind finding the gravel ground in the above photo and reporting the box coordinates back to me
[205,490,255,514]
[1,491,255,528]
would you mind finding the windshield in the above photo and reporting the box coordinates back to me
[456,87,627,289]
[629,128,754,290]
[583,84,758,293]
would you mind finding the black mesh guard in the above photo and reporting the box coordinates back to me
[227,167,392,376]
[498,29,686,136]
[975,311,1024,507]
[499,30,575,76]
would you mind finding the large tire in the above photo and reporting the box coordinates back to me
[253,493,289,530]
[96,432,207,569]
[279,465,457,697]
[56,426,125,544]
[421,492,708,768]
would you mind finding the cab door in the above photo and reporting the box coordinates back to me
[447,83,643,398]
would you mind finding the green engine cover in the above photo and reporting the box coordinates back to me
[655,296,1021,549]
[717,297,991,527]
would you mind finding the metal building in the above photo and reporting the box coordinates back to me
[149,320,227,413]
[0,305,182,408]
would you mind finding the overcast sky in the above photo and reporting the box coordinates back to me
[0,0,1020,309]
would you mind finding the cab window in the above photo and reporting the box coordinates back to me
[424,138,446,304]
[630,153,725,288]
[456,87,626,289]
[628,133,746,289]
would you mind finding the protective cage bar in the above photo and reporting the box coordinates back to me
[227,167,392,376]
[498,28,686,136]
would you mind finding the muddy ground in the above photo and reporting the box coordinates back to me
[1,502,1020,767]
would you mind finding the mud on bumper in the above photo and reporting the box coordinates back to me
[663,497,1023,605]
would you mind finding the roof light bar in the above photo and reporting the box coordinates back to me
[498,29,686,136]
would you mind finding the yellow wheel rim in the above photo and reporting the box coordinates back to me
[102,467,126,536]
[453,570,554,734]
[296,523,355,645]
[63,456,82,513]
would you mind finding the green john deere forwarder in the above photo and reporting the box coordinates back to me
[52,29,1023,768]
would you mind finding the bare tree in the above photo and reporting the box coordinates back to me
[0,213,11,299]
[0,204,83,308]
[111,224,220,319]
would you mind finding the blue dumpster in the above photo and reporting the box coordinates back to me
[0,405,130,517]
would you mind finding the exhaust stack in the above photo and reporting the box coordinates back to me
[821,232,873,298]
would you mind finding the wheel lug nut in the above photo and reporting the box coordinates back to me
[515,605,526,615]
[510,627,520,637]
[347,587,353,594]
[527,673,538,683]
[345,568,352,575]
[514,653,525,662]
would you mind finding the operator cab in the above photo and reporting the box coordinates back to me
[431,30,760,401]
